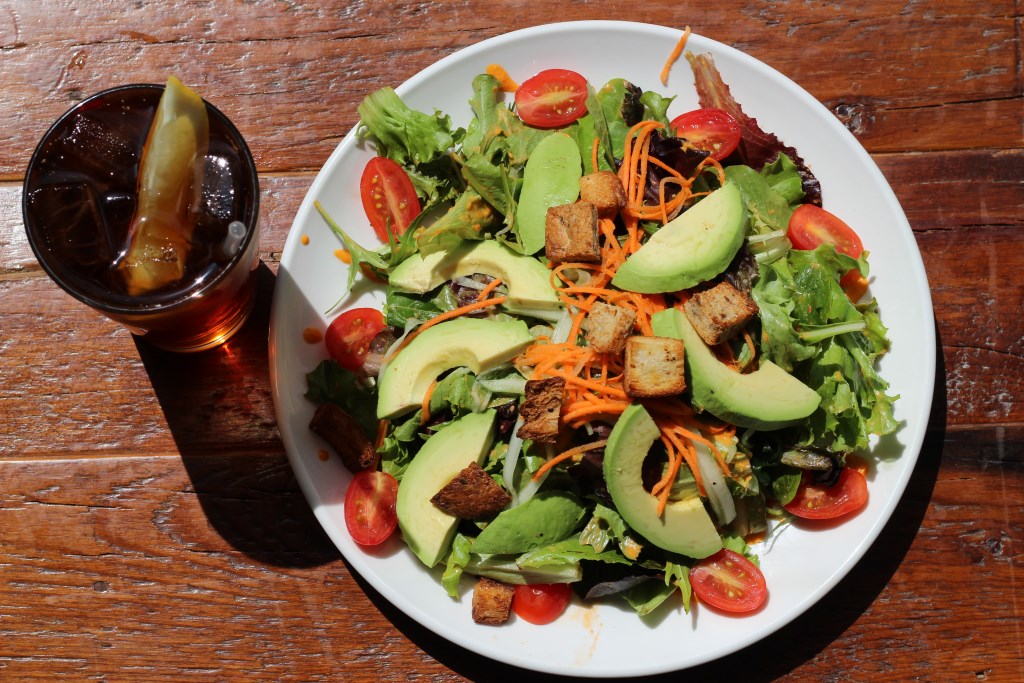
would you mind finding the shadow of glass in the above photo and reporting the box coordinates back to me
[348,324,950,682]
[133,261,340,569]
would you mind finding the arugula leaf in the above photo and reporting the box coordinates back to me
[314,201,390,309]
[304,360,378,438]
[383,288,441,328]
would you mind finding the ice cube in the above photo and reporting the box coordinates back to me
[28,180,117,271]
[60,111,140,177]
[200,152,238,223]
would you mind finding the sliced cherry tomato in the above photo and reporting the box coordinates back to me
[787,204,864,258]
[514,69,589,128]
[669,108,742,161]
[359,156,421,242]
[512,583,572,624]
[324,307,386,372]
[784,467,869,520]
[689,549,767,614]
[344,470,398,546]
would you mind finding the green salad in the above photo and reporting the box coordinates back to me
[304,52,899,625]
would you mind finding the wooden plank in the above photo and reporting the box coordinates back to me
[0,2,1018,176]
[0,426,1019,681]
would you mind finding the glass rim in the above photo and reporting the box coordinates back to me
[22,82,261,316]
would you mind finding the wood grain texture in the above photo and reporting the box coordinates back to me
[2,0,1023,681]
[0,1,1019,177]
[0,428,1019,682]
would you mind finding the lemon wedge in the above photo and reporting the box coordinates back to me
[118,76,209,296]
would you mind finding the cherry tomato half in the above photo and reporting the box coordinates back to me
[689,549,767,614]
[359,156,421,242]
[787,204,864,259]
[514,69,589,128]
[784,467,869,520]
[512,583,572,624]
[325,307,386,372]
[344,470,399,546]
[669,108,742,161]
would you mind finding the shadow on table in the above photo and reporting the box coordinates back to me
[134,261,340,569]
[355,323,950,682]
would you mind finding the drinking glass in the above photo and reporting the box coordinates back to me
[23,83,261,352]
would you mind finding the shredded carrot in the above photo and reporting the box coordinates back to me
[660,26,691,86]
[485,63,519,91]
[420,379,438,424]
[591,136,601,174]
[475,277,504,301]
[532,440,608,481]
[506,106,747,522]
[386,296,507,361]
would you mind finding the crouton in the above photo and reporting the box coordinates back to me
[585,301,636,354]
[308,402,376,472]
[579,171,627,217]
[431,462,511,519]
[623,336,686,398]
[472,577,515,625]
[683,280,759,346]
[516,377,565,444]
[545,202,600,263]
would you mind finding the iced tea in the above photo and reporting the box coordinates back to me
[23,84,260,352]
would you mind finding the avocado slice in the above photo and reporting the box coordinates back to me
[471,491,587,555]
[376,317,534,419]
[651,308,820,430]
[387,239,562,321]
[395,410,497,567]
[514,132,583,254]
[612,183,747,293]
[603,403,723,559]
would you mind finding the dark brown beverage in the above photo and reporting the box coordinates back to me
[23,84,260,352]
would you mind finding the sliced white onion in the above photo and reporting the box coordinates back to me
[452,275,488,290]
[694,441,737,526]
[503,416,526,505]
[516,443,553,505]
[375,317,423,383]
[476,375,527,395]
[550,307,575,344]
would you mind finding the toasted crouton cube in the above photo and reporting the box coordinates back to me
[516,377,565,444]
[308,403,375,473]
[683,281,759,346]
[545,202,600,263]
[586,301,636,355]
[472,577,515,625]
[623,336,686,398]
[579,171,627,217]
[431,462,511,519]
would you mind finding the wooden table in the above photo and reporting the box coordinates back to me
[1,2,1021,681]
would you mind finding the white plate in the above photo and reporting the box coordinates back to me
[269,20,934,677]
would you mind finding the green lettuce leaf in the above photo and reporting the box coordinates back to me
[753,244,899,451]
[304,360,378,438]
[357,86,455,167]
